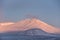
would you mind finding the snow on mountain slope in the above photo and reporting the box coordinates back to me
[0,22,15,26]
[0,18,60,34]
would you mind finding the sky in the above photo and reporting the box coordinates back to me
[0,0,60,27]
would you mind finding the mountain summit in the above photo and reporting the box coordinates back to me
[0,18,60,34]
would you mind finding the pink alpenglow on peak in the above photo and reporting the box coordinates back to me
[0,18,60,34]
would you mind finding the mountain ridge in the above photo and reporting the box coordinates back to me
[0,18,60,34]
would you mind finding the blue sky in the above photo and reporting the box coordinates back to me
[0,0,60,27]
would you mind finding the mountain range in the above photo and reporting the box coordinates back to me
[0,18,60,34]
[0,18,60,40]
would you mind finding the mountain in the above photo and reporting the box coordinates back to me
[23,28,48,35]
[0,19,60,40]
[0,18,60,34]
[0,28,60,40]
[0,28,59,37]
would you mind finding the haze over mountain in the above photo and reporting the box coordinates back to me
[0,22,15,26]
[0,18,60,34]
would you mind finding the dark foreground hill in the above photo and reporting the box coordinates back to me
[0,28,60,40]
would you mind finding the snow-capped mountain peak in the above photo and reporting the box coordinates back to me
[0,18,60,34]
